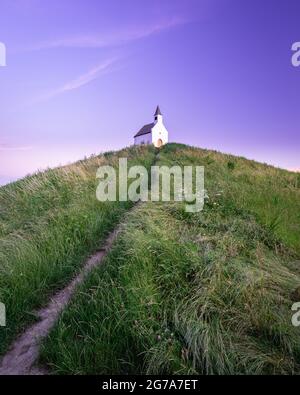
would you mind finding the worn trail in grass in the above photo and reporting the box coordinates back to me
[0,145,156,356]
[41,201,300,374]
[0,215,129,374]
[40,144,300,375]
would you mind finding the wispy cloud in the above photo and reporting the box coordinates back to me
[27,17,187,51]
[0,144,33,151]
[32,57,117,104]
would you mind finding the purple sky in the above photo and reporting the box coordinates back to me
[0,0,300,185]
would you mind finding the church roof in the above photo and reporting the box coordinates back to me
[154,105,162,116]
[134,122,154,138]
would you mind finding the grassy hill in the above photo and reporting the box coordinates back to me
[1,143,300,374]
[0,145,156,355]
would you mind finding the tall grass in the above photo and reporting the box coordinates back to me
[41,201,300,374]
[40,143,300,374]
[0,145,156,355]
[161,143,300,253]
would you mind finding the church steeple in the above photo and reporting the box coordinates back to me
[154,105,162,116]
[154,105,162,123]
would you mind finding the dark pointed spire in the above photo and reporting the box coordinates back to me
[154,105,162,116]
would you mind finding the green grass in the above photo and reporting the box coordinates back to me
[40,201,300,374]
[160,143,300,254]
[0,144,156,355]
[40,143,300,375]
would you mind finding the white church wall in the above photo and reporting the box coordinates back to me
[151,122,168,147]
[134,133,152,145]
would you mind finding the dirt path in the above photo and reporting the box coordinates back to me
[0,225,123,375]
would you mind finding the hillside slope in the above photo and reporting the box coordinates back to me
[0,145,156,355]
[35,143,300,375]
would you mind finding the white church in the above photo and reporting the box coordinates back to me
[134,106,169,148]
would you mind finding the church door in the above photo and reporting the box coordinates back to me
[157,138,163,148]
